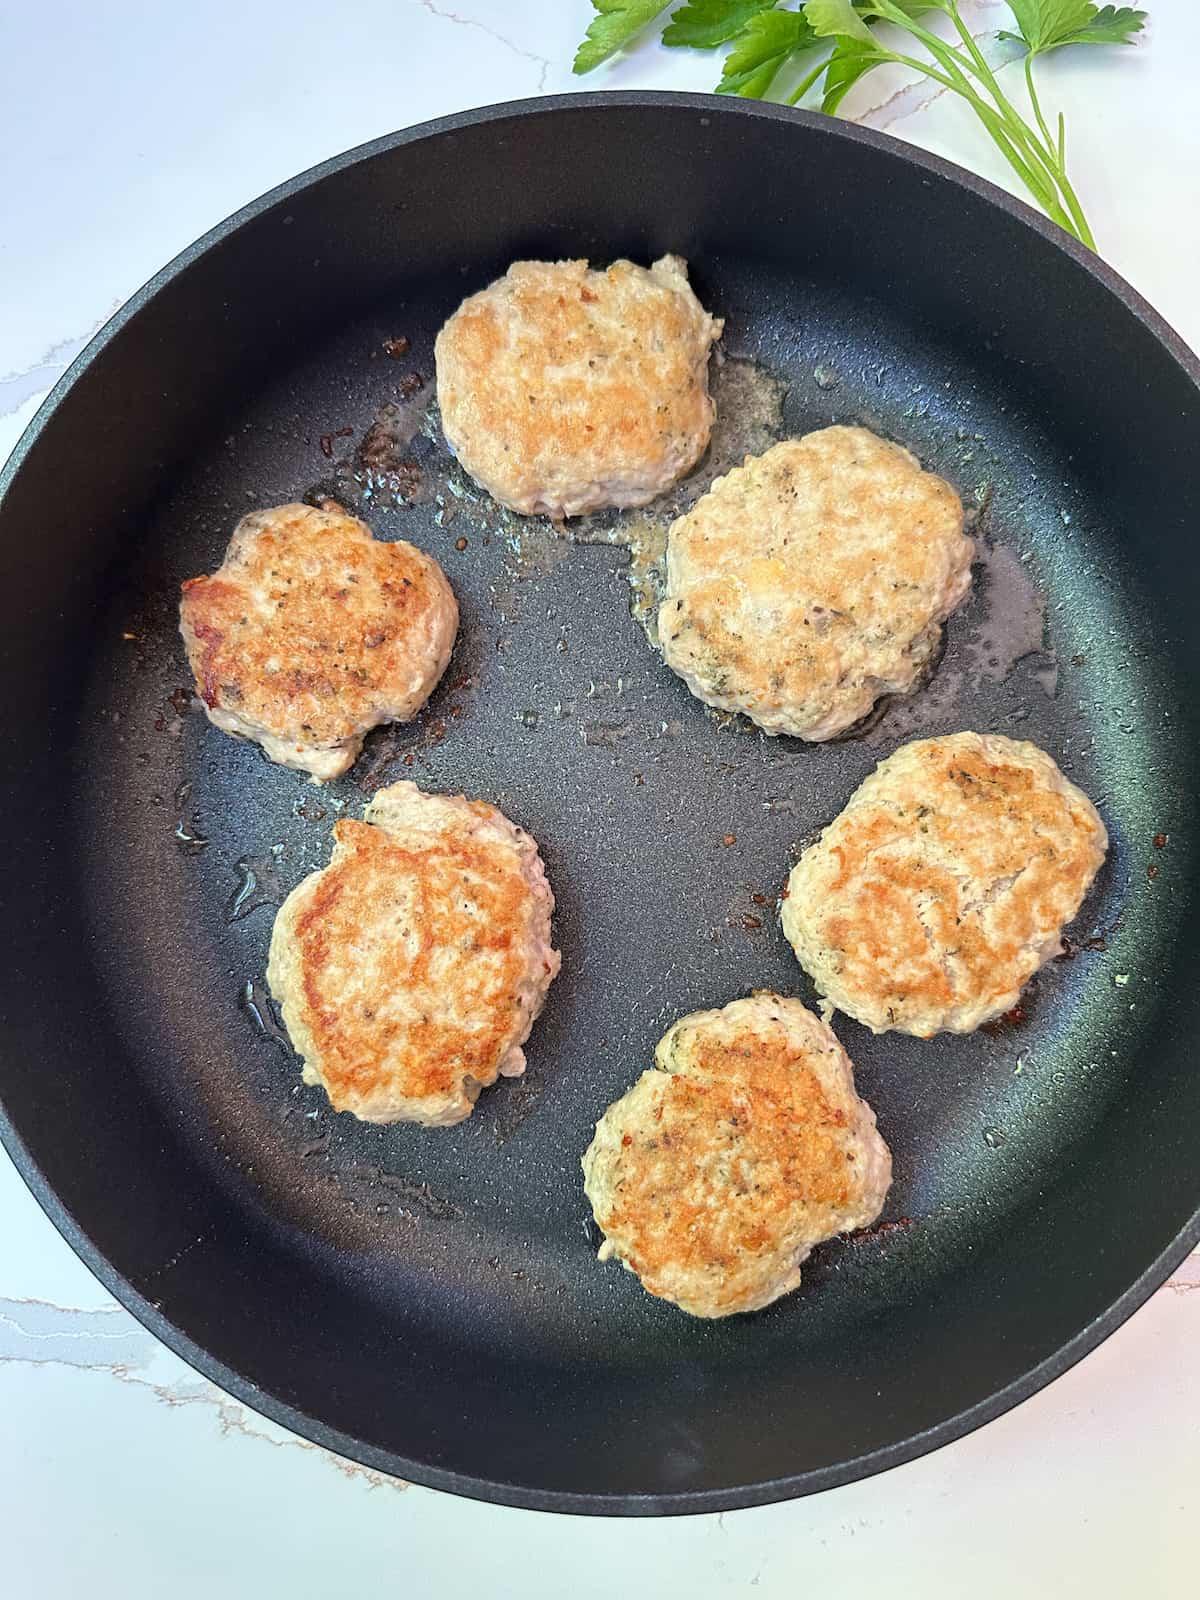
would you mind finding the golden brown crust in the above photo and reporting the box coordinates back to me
[435,257,722,517]
[782,733,1109,1036]
[267,783,559,1125]
[179,502,457,778]
[582,995,890,1317]
[292,819,527,1104]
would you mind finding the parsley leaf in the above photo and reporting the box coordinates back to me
[573,0,675,73]
[570,0,1150,248]
[815,7,936,114]
[821,37,889,111]
[804,0,874,44]
[1001,2,1146,51]
[663,0,781,51]
[716,9,818,97]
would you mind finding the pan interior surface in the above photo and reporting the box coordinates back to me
[1,98,1198,1513]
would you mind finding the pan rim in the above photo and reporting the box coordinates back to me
[2,90,1198,512]
[2,90,1199,1517]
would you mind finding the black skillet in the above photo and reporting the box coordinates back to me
[1,94,1198,1516]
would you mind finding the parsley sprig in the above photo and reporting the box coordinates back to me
[572,2,1147,249]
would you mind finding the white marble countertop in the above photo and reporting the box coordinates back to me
[2,3,1197,1593]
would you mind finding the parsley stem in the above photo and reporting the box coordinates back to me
[893,0,1095,247]
[950,5,1043,144]
[947,12,1084,228]
[1047,162,1097,251]
[864,3,1087,242]
[1023,54,1097,250]
[1023,51,1056,155]
[947,12,1069,203]
[882,46,1074,230]
[872,11,1047,186]
[787,53,834,108]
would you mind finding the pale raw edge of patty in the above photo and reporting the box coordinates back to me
[266,781,560,1126]
[659,427,974,739]
[435,255,723,517]
[179,502,458,783]
[582,993,892,1318]
[200,708,359,784]
[782,732,1109,1038]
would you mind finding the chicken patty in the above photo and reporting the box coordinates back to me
[267,781,560,1125]
[180,501,457,782]
[582,994,891,1318]
[782,732,1109,1037]
[435,255,723,518]
[659,427,973,738]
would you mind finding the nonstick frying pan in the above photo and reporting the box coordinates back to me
[1,94,1198,1516]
